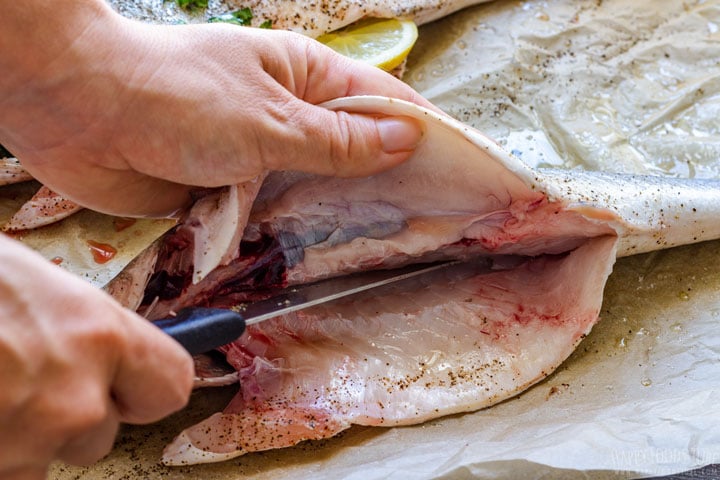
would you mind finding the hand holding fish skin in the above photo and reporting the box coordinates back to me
[0,234,194,479]
[0,1,431,218]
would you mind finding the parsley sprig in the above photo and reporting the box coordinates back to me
[209,7,272,28]
[208,7,252,25]
[169,1,273,28]
[174,0,208,11]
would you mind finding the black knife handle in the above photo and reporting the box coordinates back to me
[153,307,246,356]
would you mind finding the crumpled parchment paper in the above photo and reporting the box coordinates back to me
[42,0,720,478]
[0,181,174,287]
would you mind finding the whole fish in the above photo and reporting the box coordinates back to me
[110,97,720,464]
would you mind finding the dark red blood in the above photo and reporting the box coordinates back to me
[141,232,288,310]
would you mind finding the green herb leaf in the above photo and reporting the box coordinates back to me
[175,0,208,11]
[259,19,273,29]
[232,7,253,23]
[208,7,253,26]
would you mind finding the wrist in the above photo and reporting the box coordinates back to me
[0,1,149,169]
[0,1,122,91]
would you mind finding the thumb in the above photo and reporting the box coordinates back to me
[269,107,425,178]
[1,467,48,480]
[111,308,194,425]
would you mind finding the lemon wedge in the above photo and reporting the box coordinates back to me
[318,18,419,71]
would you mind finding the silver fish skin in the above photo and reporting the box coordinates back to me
[536,169,720,258]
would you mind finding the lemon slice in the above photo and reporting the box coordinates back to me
[318,18,419,71]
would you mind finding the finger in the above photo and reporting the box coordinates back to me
[67,170,192,218]
[21,159,192,217]
[259,97,424,177]
[265,30,439,111]
[308,55,435,110]
[251,31,432,176]
[0,467,47,480]
[111,309,194,425]
[56,409,120,466]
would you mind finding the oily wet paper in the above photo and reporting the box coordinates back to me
[42,0,720,478]
[0,182,174,287]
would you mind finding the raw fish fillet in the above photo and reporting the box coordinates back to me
[166,238,615,463]
[0,156,82,231]
[2,185,83,232]
[130,97,720,464]
[0,157,32,186]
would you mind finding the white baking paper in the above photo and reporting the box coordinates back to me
[45,0,720,478]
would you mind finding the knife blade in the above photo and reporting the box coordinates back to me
[153,260,460,355]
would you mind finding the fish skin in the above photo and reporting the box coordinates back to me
[158,97,720,464]
[535,169,720,257]
[107,0,492,37]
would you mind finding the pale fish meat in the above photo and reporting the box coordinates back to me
[107,0,493,37]
[1,185,84,232]
[0,154,84,231]
[128,97,720,465]
[0,157,33,186]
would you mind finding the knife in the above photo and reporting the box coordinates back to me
[153,260,460,355]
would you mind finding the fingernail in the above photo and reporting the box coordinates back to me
[377,117,423,153]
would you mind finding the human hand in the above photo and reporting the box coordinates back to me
[0,2,434,217]
[0,234,193,479]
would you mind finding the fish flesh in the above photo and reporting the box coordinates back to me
[0,155,83,231]
[158,97,720,464]
[0,157,32,186]
[164,239,617,464]
[2,185,83,232]
[107,0,494,37]
[110,97,720,464]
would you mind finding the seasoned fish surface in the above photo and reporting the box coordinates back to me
[164,238,616,464]
[107,0,491,37]
[2,186,83,232]
[0,157,32,186]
